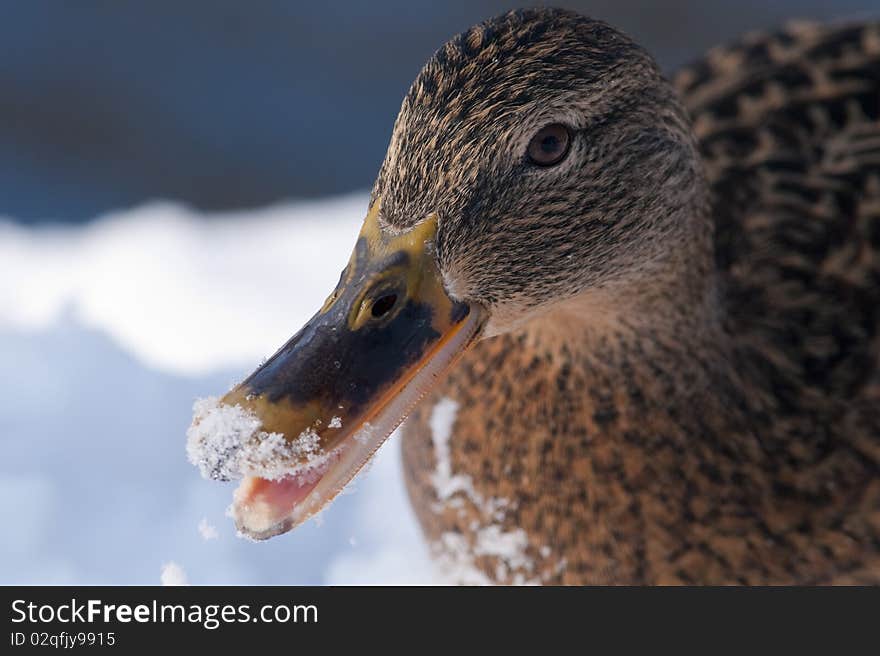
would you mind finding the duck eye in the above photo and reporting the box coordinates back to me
[371,293,398,318]
[527,123,571,167]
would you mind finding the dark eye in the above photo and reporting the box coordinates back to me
[526,123,571,167]
[371,293,398,318]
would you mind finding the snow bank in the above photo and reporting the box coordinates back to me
[429,397,475,504]
[0,194,365,376]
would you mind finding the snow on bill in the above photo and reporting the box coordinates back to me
[186,396,329,484]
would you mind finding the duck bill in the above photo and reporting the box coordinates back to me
[188,202,484,540]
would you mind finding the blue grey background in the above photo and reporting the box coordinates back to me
[2,1,876,223]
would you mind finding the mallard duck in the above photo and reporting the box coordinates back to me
[187,8,880,584]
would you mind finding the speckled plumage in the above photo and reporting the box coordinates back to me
[380,9,880,584]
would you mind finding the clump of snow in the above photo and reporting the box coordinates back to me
[473,526,535,584]
[433,526,538,586]
[429,398,476,504]
[427,397,538,584]
[186,397,287,481]
[328,416,342,429]
[186,396,327,483]
[160,561,189,586]
[428,398,512,518]
[197,518,219,540]
[292,428,321,460]
[432,532,493,585]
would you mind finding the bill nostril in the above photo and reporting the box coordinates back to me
[371,293,398,318]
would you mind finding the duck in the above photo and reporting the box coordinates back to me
[187,8,880,584]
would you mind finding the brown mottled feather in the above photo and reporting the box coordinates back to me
[395,12,880,584]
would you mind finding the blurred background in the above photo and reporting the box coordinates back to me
[1,1,876,584]
[4,0,877,225]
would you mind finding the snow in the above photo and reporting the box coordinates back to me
[160,562,189,586]
[186,397,284,481]
[0,194,366,375]
[186,396,331,483]
[473,526,535,584]
[428,398,476,505]
[432,533,493,586]
[433,526,538,586]
[198,518,219,541]
[428,397,509,519]
[0,194,437,585]
[323,426,436,585]
[426,397,538,584]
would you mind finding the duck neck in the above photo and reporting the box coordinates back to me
[506,205,791,582]
[521,245,740,450]
[528,189,724,356]
[498,207,860,582]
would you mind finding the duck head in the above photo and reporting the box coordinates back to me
[187,8,707,539]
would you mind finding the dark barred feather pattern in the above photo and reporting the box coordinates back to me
[677,21,880,409]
